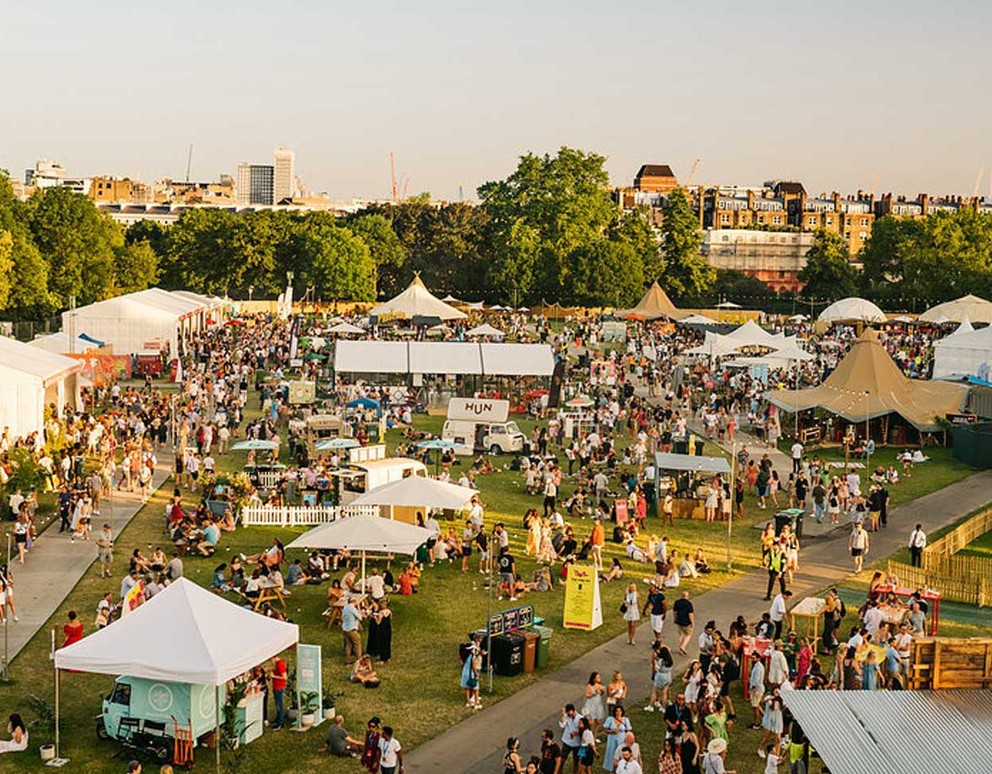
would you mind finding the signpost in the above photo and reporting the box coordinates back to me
[563,565,603,630]
[295,644,324,729]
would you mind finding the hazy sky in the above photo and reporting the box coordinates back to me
[3,0,990,201]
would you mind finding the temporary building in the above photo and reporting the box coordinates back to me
[766,328,968,431]
[781,688,992,774]
[817,297,887,324]
[334,340,554,377]
[62,288,210,355]
[721,320,781,348]
[29,331,103,354]
[465,323,505,338]
[679,313,720,326]
[919,294,992,325]
[370,276,467,321]
[619,281,679,320]
[933,324,992,379]
[0,337,83,438]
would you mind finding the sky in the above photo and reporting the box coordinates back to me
[2,0,991,202]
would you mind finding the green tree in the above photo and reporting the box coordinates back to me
[346,212,407,296]
[113,240,160,294]
[683,269,775,307]
[799,229,859,300]
[27,186,123,305]
[278,214,375,301]
[659,188,712,298]
[0,231,13,309]
[567,239,644,307]
[0,173,53,317]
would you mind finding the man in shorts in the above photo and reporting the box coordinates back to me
[96,523,114,578]
[642,582,667,643]
[673,591,694,654]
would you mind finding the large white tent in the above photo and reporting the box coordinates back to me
[0,336,83,438]
[350,476,478,511]
[933,325,992,380]
[62,288,210,356]
[370,276,467,321]
[919,294,992,325]
[817,297,887,324]
[29,331,102,354]
[334,340,555,377]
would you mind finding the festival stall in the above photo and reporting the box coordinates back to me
[816,296,887,325]
[933,324,992,380]
[54,579,299,770]
[0,336,83,438]
[369,275,467,321]
[653,452,732,520]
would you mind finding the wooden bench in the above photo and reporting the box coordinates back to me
[252,585,286,611]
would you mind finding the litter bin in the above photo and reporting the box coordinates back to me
[520,629,539,673]
[673,437,689,455]
[490,633,524,676]
[531,625,553,669]
[693,438,705,456]
[773,508,802,536]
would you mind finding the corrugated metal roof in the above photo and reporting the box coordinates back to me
[782,689,992,774]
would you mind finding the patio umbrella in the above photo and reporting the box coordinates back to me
[315,437,360,451]
[350,476,477,511]
[416,438,459,474]
[286,514,433,590]
[565,396,594,409]
[715,301,742,309]
[327,321,364,335]
[231,439,279,451]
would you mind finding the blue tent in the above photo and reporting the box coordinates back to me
[346,397,382,417]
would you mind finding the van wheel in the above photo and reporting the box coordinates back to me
[96,718,109,740]
[155,745,171,763]
[489,445,501,456]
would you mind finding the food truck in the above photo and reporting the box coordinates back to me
[303,414,345,459]
[330,444,428,520]
[442,398,525,455]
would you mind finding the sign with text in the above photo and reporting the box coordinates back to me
[447,397,510,423]
[563,565,603,631]
[295,644,324,728]
[487,604,536,637]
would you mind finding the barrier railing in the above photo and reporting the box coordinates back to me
[239,503,380,527]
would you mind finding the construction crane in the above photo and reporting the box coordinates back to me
[684,158,701,188]
[390,152,398,201]
[185,144,193,183]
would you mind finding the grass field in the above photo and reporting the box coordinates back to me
[960,529,992,558]
[0,403,979,774]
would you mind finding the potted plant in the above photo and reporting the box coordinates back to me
[321,688,337,721]
[26,693,56,761]
[299,691,319,729]
[286,671,298,721]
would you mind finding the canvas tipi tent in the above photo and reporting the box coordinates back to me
[370,276,467,321]
[619,281,679,320]
[766,329,968,431]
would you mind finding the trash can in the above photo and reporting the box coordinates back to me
[520,629,539,673]
[673,437,689,455]
[773,510,798,536]
[490,633,524,676]
[531,625,553,669]
[693,438,705,456]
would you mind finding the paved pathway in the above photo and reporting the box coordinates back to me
[3,461,172,667]
[406,470,992,772]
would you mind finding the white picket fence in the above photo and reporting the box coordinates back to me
[239,503,380,527]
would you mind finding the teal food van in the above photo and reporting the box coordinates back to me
[97,676,222,750]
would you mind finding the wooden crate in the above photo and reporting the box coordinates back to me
[909,637,992,690]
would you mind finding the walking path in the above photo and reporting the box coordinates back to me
[4,462,172,666]
[406,470,992,772]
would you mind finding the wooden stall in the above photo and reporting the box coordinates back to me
[908,637,992,690]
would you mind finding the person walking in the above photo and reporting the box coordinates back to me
[673,591,695,655]
[908,524,927,567]
[96,523,114,578]
[763,540,786,600]
[342,598,362,664]
[848,523,870,573]
[622,583,640,645]
[377,726,403,774]
[769,591,792,640]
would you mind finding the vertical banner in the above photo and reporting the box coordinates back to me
[296,644,324,727]
[562,565,603,631]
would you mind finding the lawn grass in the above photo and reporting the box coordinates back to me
[0,402,978,773]
[959,529,992,558]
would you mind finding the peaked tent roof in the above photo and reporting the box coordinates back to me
[766,329,968,430]
[0,336,82,381]
[349,476,478,511]
[817,297,887,324]
[54,578,298,684]
[370,276,467,321]
[286,512,434,554]
[722,319,780,348]
[919,294,992,325]
[619,281,679,320]
[465,323,505,338]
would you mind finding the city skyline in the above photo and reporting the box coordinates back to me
[3,1,991,201]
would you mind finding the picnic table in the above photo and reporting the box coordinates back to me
[790,596,826,641]
[875,584,941,635]
[252,583,286,611]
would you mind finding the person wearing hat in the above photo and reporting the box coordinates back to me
[702,737,735,774]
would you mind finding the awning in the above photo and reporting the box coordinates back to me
[654,452,730,474]
[480,343,555,376]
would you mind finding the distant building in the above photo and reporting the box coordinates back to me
[274,147,295,203]
[154,177,236,205]
[788,191,875,254]
[633,164,679,194]
[23,159,90,196]
[89,176,135,204]
[701,229,816,294]
[236,163,274,205]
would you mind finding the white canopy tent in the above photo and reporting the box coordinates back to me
[817,297,887,324]
[54,579,298,767]
[350,476,478,511]
[29,331,102,354]
[370,276,467,321]
[465,323,505,338]
[933,324,992,379]
[334,340,554,377]
[919,294,992,325]
[327,321,365,335]
[0,337,83,438]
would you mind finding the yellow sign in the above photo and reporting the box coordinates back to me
[563,564,603,630]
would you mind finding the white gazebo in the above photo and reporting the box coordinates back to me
[370,276,467,321]
[817,297,886,324]
[919,294,992,325]
[465,323,505,338]
[54,579,298,768]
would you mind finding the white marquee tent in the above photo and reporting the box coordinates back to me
[919,294,992,325]
[370,276,467,321]
[933,324,992,380]
[817,297,887,324]
[0,336,83,438]
[29,331,102,354]
[334,340,555,376]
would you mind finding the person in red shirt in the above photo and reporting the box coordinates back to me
[270,657,288,729]
[62,610,84,648]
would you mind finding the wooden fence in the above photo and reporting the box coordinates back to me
[888,560,992,608]
[239,504,379,527]
[924,507,992,567]
[908,637,992,690]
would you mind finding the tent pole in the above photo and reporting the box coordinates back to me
[362,550,367,594]
[215,683,221,773]
[54,661,60,759]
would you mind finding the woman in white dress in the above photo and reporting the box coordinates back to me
[622,583,640,645]
[582,672,607,738]
[0,714,27,753]
[683,660,704,712]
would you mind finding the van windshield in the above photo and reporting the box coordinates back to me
[505,421,521,436]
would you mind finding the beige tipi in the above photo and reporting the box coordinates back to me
[620,281,679,320]
[766,329,968,431]
[369,275,467,321]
